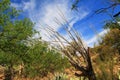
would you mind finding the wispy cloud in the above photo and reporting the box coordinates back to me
[35,0,89,41]
[11,0,89,42]
[11,0,36,18]
[85,29,108,47]
[11,2,22,9]
[22,0,35,11]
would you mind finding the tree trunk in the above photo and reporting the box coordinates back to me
[74,47,97,80]
[87,71,96,80]
[87,47,96,80]
[5,64,14,80]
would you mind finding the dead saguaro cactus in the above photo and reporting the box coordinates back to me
[44,23,96,80]
[40,8,96,79]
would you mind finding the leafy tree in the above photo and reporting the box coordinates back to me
[0,0,34,79]
[92,18,120,80]
[100,29,120,54]
[104,17,120,29]
[100,17,120,54]
[22,39,70,78]
[0,0,69,79]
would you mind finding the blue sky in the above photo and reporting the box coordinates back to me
[10,0,120,47]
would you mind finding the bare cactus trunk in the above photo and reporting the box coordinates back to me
[44,10,97,80]
[74,47,96,80]
[87,47,96,80]
[87,70,96,80]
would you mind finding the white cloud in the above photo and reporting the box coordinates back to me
[86,29,109,47]
[11,0,89,43]
[35,0,89,41]
[68,10,88,31]
[11,3,22,9]
[11,0,35,12]
[22,0,35,11]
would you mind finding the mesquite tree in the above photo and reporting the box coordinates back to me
[0,0,70,79]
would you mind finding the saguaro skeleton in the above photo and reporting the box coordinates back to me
[42,12,96,80]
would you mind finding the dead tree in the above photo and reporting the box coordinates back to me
[42,10,96,79]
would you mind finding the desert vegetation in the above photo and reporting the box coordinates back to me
[0,0,120,80]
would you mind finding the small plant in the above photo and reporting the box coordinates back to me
[53,73,87,80]
[53,73,68,80]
